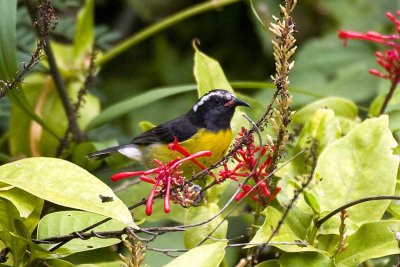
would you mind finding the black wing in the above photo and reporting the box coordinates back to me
[132,115,198,145]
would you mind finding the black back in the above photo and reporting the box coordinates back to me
[132,89,240,144]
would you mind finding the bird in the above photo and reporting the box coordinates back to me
[88,89,250,174]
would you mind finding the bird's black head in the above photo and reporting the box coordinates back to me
[188,89,250,131]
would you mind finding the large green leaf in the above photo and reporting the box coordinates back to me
[184,203,228,249]
[248,206,316,252]
[193,43,232,96]
[86,85,196,130]
[164,241,227,267]
[314,116,399,225]
[335,220,400,267]
[280,251,335,267]
[0,157,136,227]
[37,211,125,254]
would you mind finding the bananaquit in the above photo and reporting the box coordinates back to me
[88,89,250,173]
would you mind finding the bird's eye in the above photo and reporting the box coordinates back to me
[214,98,221,105]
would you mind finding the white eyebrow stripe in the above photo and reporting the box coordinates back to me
[192,91,233,112]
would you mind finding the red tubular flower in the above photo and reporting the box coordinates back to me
[218,127,280,203]
[338,11,400,85]
[111,139,212,216]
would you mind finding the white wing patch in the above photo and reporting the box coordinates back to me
[193,90,233,112]
[118,146,143,162]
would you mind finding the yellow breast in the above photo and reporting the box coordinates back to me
[144,129,232,175]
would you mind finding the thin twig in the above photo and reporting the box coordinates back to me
[315,195,400,228]
[227,241,307,247]
[56,48,98,156]
[47,198,148,251]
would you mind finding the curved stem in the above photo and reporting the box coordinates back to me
[379,80,399,115]
[97,0,241,66]
[315,195,400,228]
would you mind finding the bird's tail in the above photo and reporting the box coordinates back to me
[87,146,122,160]
[87,144,143,161]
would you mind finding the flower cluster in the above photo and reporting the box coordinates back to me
[338,11,400,85]
[219,128,281,203]
[111,149,211,216]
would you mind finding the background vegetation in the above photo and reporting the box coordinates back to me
[1,0,400,266]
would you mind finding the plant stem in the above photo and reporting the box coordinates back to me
[246,203,262,266]
[97,0,241,66]
[24,0,83,142]
[315,195,400,228]
[379,81,398,115]
[307,221,318,246]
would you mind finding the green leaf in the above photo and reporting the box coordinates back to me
[248,206,316,252]
[0,157,136,227]
[0,199,27,266]
[280,251,335,267]
[335,220,400,266]
[184,203,228,249]
[38,80,100,156]
[303,190,320,215]
[193,43,232,95]
[9,74,44,157]
[87,85,196,130]
[277,108,341,181]
[314,116,399,225]
[298,108,341,154]
[292,97,358,125]
[8,81,60,144]
[276,180,314,240]
[0,187,41,218]
[23,199,43,235]
[164,241,227,267]
[0,0,17,80]
[73,0,94,61]
[37,211,125,254]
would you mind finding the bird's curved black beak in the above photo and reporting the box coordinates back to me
[234,97,251,108]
